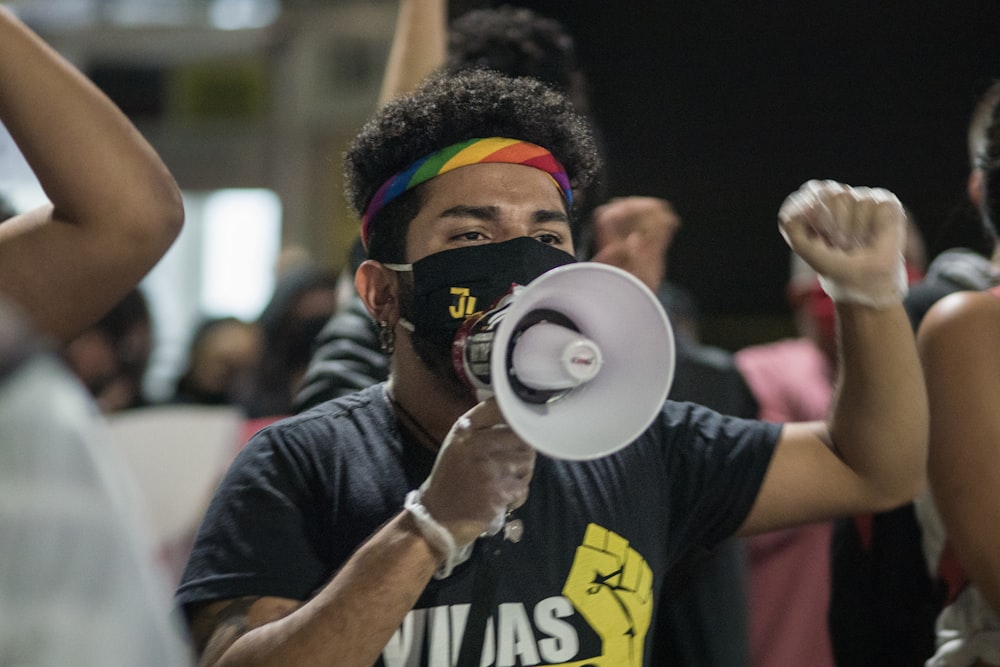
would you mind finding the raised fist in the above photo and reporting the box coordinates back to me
[778,180,908,308]
[589,196,680,293]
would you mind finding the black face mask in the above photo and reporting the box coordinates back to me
[385,236,576,341]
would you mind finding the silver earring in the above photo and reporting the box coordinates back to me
[378,321,395,354]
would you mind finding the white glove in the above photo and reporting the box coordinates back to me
[778,179,908,308]
[405,398,534,578]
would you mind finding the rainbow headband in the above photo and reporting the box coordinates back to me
[360,137,573,247]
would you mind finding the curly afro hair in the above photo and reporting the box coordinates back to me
[445,5,582,103]
[344,68,601,261]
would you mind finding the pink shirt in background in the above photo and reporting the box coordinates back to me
[735,337,835,667]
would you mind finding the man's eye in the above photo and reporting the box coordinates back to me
[452,230,485,242]
[535,233,561,245]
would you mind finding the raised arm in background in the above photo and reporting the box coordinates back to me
[0,7,183,342]
[377,0,446,104]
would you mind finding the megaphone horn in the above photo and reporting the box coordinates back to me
[453,262,675,460]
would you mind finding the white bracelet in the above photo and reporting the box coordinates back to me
[403,489,472,579]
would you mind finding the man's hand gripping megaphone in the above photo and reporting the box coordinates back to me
[406,398,535,578]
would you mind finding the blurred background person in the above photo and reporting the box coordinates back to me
[238,264,339,419]
[906,80,1000,326]
[829,79,1000,667]
[0,7,189,663]
[0,296,193,667]
[913,92,1000,667]
[0,192,15,223]
[170,315,262,407]
[60,287,154,413]
[295,237,386,409]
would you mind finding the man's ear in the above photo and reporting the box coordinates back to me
[355,260,399,323]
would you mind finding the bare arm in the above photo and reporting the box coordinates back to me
[378,0,447,105]
[918,290,1000,617]
[740,181,928,534]
[190,512,441,667]
[0,8,183,342]
[740,302,927,533]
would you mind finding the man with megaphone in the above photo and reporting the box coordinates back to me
[178,69,927,667]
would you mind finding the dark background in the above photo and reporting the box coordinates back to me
[450,0,1000,346]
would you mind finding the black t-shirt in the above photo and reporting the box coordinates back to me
[177,383,779,666]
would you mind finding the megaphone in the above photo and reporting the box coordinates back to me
[454,262,675,460]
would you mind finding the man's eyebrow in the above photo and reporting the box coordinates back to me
[533,209,570,223]
[439,205,500,220]
[438,205,569,225]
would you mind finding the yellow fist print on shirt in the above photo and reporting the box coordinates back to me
[383,523,654,666]
[557,524,654,667]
